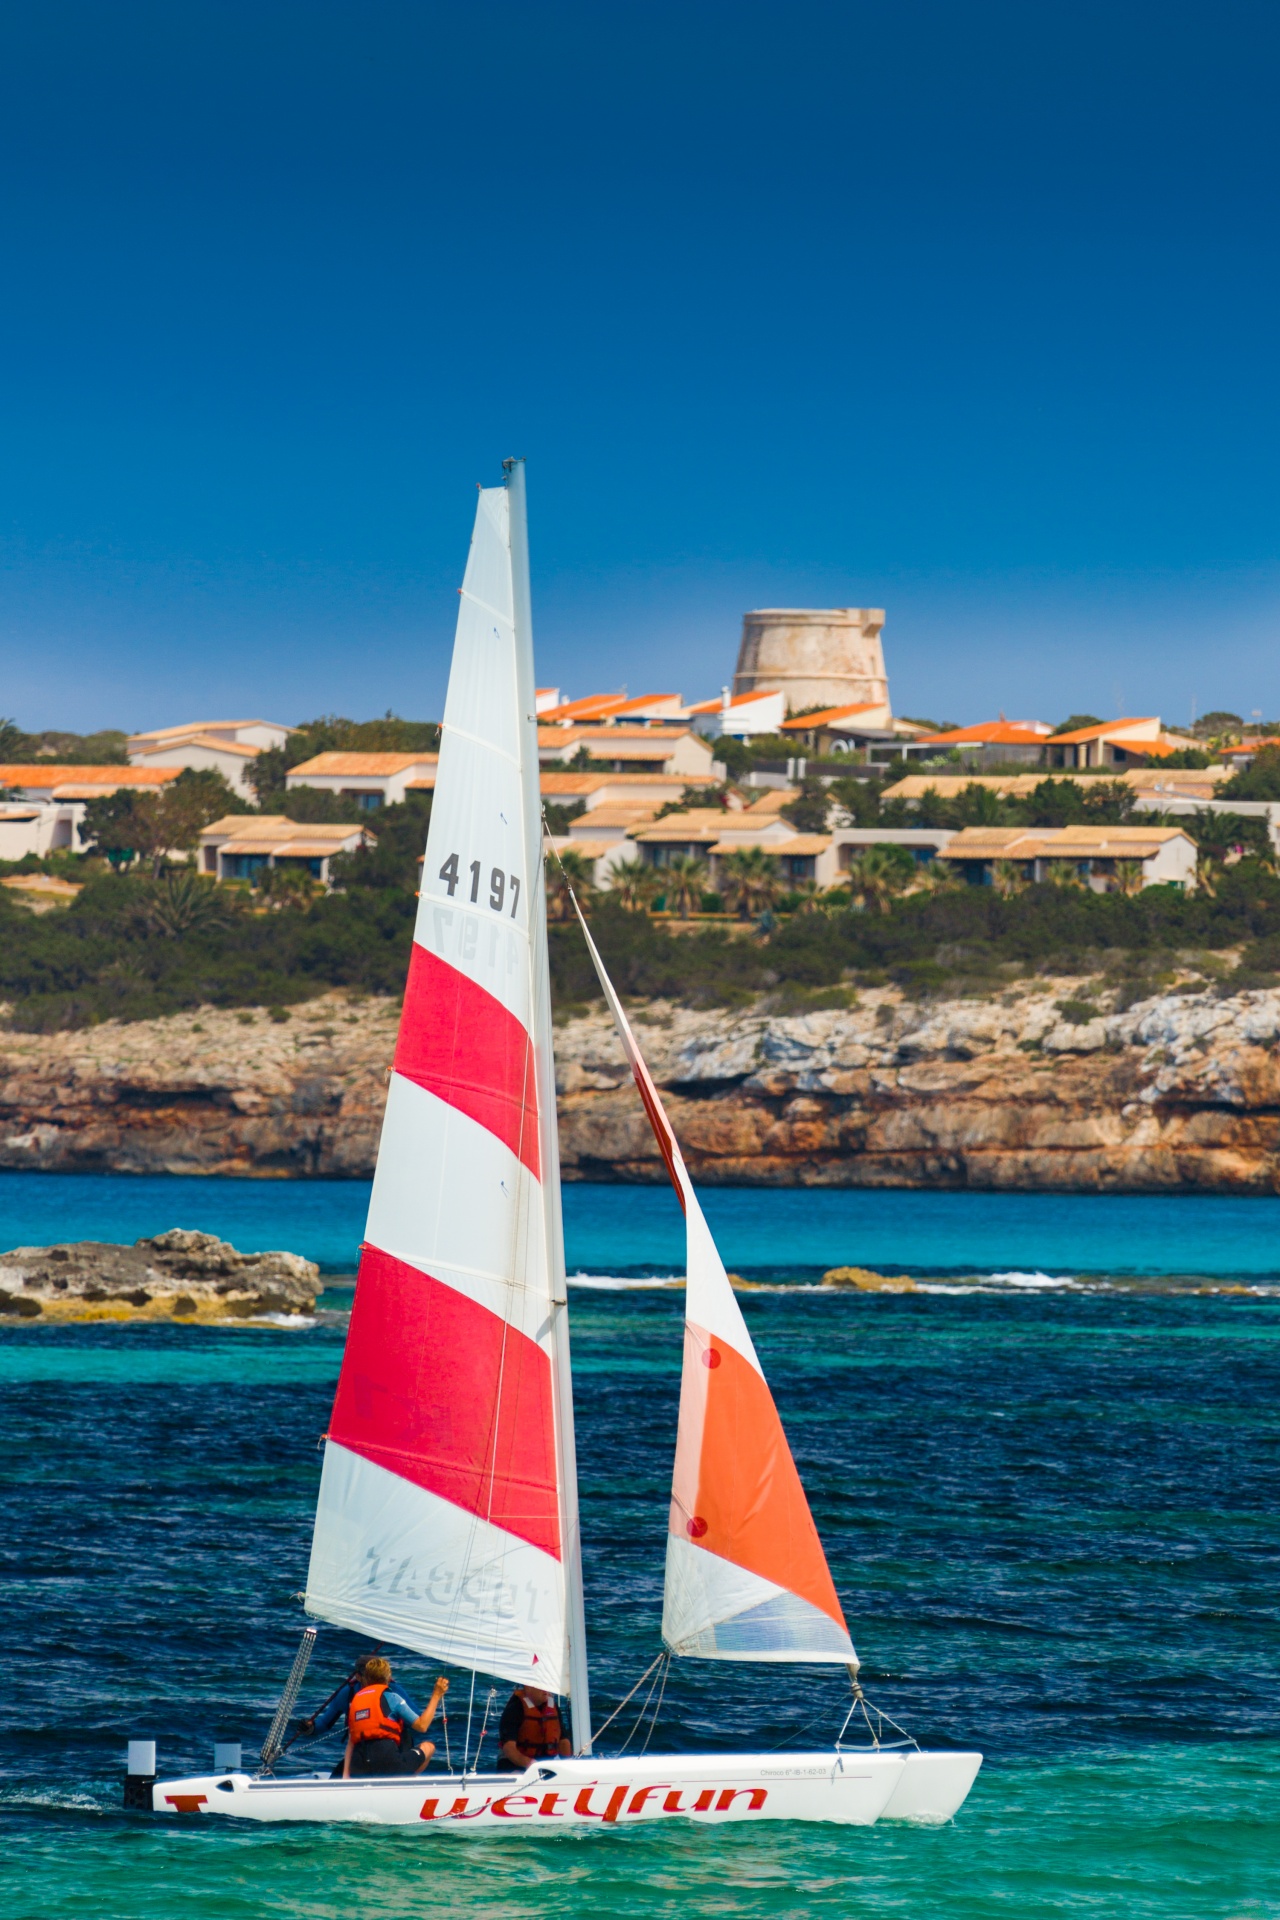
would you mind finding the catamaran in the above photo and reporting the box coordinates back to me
[147,461,981,1829]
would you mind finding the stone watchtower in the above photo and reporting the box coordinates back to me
[732,608,889,714]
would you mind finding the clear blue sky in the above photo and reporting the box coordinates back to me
[1,1,1278,735]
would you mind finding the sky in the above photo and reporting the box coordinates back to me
[1,0,1279,735]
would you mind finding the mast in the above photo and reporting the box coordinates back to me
[505,456,593,1753]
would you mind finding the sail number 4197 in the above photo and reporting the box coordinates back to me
[438,853,521,918]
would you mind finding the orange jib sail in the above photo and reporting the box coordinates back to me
[572,903,857,1662]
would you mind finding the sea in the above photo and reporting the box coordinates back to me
[1,1175,1277,1919]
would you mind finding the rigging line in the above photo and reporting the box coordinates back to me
[591,1654,666,1744]
[463,1669,478,1776]
[637,1654,670,1756]
[471,1688,497,1776]
[618,1656,666,1756]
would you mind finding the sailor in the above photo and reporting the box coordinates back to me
[295,1652,377,1747]
[342,1658,449,1778]
[496,1686,572,1772]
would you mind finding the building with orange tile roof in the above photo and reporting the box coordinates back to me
[285,752,438,809]
[686,687,788,739]
[198,815,372,885]
[940,824,1196,890]
[537,727,717,778]
[538,691,686,725]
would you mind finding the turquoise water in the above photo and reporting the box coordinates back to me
[3,1169,1280,1279]
[1,1177,1278,1916]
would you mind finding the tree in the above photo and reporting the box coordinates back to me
[781,780,831,833]
[247,746,289,806]
[546,848,596,920]
[141,870,235,937]
[81,769,245,874]
[911,784,950,829]
[1079,780,1137,825]
[655,783,733,820]
[254,865,318,910]
[991,859,1029,897]
[1180,808,1268,863]
[1110,860,1145,897]
[845,846,909,914]
[718,847,784,919]
[608,864,662,911]
[1020,776,1134,829]
[1191,710,1243,740]
[706,736,753,781]
[80,790,168,872]
[656,854,709,919]
[0,718,128,763]
[1051,714,1103,735]
[157,769,250,846]
[952,782,1005,827]
[1223,746,1280,801]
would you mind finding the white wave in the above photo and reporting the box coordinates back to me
[985,1270,1079,1290]
[568,1275,683,1290]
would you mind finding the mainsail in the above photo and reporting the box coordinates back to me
[306,468,588,1724]
[575,908,858,1665]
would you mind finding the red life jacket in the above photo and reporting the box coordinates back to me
[347,1683,402,1745]
[512,1693,564,1759]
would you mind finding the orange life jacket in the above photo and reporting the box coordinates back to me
[347,1683,402,1745]
[513,1693,563,1759]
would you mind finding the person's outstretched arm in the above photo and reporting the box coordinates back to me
[412,1676,449,1734]
[341,1736,354,1780]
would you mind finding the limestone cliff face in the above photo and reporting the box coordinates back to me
[0,996,396,1178]
[3,984,1280,1191]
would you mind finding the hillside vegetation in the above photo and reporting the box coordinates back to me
[4,800,1280,1029]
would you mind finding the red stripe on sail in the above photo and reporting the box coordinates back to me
[394,942,540,1180]
[631,1063,687,1214]
[329,1243,561,1559]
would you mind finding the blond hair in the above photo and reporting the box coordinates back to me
[363,1656,392,1684]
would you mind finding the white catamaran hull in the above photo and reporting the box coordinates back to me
[152,1749,981,1829]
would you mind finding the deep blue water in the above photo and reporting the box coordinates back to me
[1,1177,1278,1917]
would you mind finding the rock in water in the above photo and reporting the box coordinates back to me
[822,1265,917,1292]
[0,1228,320,1322]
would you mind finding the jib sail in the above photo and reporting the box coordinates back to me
[574,905,857,1665]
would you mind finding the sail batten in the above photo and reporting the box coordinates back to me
[305,473,580,1696]
[572,900,857,1667]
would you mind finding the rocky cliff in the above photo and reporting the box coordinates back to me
[3,983,1280,1191]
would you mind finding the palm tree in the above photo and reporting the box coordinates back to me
[254,864,318,910]
[1043,859,1086,890]
[142,870,234,937]
[786,878,826,913]
[991,859,1029,898]
[845,846,906,915]
[546,849,596,921]
[718,847,783,920]
[657,854,709,920]
[1110,859,1145,896]
[608,863,662,912]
